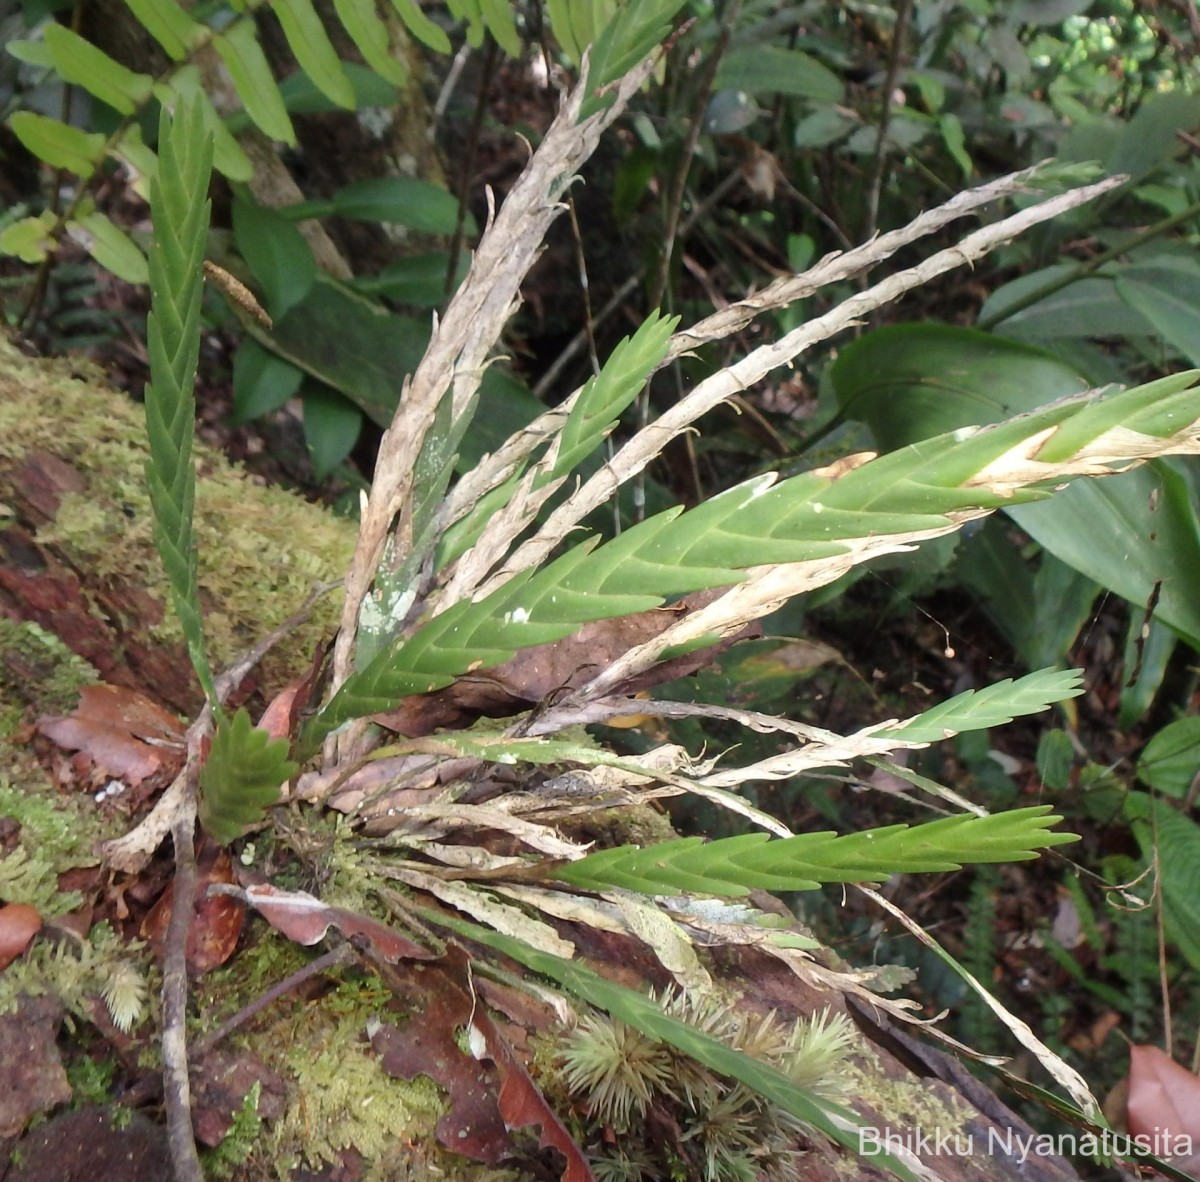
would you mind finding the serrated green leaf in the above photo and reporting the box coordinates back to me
[386,0,452,53]
[1137,718,1200,798]
[10,113,106,178]
[554,807,1077,896]
[332,0,409,84]
[215,20,297,145]
[66,210,149,285]
[144,100,217,702]
[417,906,915,1181]
[44,24,153,115]
[0,212,57,264]
[881,669,1084,744]
[715,45,842,102]
[547,310,678,482]
[126,0,205,60]
[199,707,298,844]
[155,69,254,183]
[275,0,356,109]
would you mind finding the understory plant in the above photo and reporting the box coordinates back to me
[11,3,1200,1181]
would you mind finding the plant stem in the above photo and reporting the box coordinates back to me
[863,0,912,242]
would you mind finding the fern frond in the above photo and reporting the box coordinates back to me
[199,707,298,844]
[273,0,356,109]
[553,806,1076,896]
[143,100,216,702]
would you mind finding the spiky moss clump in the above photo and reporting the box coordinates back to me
[0,333,353,694]
[557,990,858,1182]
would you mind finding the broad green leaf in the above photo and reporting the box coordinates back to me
[1107,92,1200,186]
[274,0,356,109]
[126,0,205,60]
[1136,718,1200,798]
[982,267,1155,340]
[143,100,217,702]
[302,383,363,478]
[0,212,57,264]
[554,807,1076,896]
[882,669,1083,744]
[66,210,149,285]
[1008,461,1200,649]
[232,199,315,320]
[417,908,909,1178]
[715,45,842,102]
[156,69,254,183]
[248,274,428,426]
[352,252,469,305]
[232,338,305,422]
[1124,793,1200,971]
[5,40,54,68]
[271,63,400,115]
[110,126,159,197]
[332,0,409,84]
[330,177,469,235]
[831,323,1090,447]
[446,0,485,47]
[1116,260,1200,367]
[44,24,153,114]
[10,113,105,178]
[199,707,298,844]
[548,310,679,481]
[1119,616,1176,730]
[215,20,297,145]
[386,0,452,53]
[938,112,971,178]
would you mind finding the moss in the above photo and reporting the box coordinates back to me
[0,617,99,735]
[0,333,354,695]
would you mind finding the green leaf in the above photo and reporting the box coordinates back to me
[232,199,316,320]
[386,0,453,53]
[44,24,153,115]
[269,63,399,116]
[476,0,521,56]
[1137,718,1200,798]
[554,807,1076,896]
[199,707,298,844]
[328,177,469,235]
[66,210,149,285]
[143,100,217,702]
[416,907,911,1179]
[882,669,1084,744]
[274,0,356,109]
[980,267,1152,340]
[548,310,679,481]
[303,383,363,478]
[1115,259,1200,367]
[0,212,57,264]
[938,112,971,178]
[214,20,297,145]
[715,45,842,102]
[125,0,205,60]
[352,252,469,305]
[831,323,1090,449]
[331,0,408,84]
[1107,92,1200,186]
[232,338,305,422]
[1124,793,1200,971]
[10,113,106,178]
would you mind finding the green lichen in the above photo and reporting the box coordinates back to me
[0,333,354,696]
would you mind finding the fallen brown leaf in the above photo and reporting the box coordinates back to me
[1125,1044,1200,1172]
[0,902,41,971]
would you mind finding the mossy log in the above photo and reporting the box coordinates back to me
[0,335,1080,1182]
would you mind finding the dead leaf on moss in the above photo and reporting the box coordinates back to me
[227,883,436,962]
[0,902,41,970]
[141,846,244,975]
[38,683,184,788]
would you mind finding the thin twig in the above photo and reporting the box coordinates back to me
[863,0,912,241]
